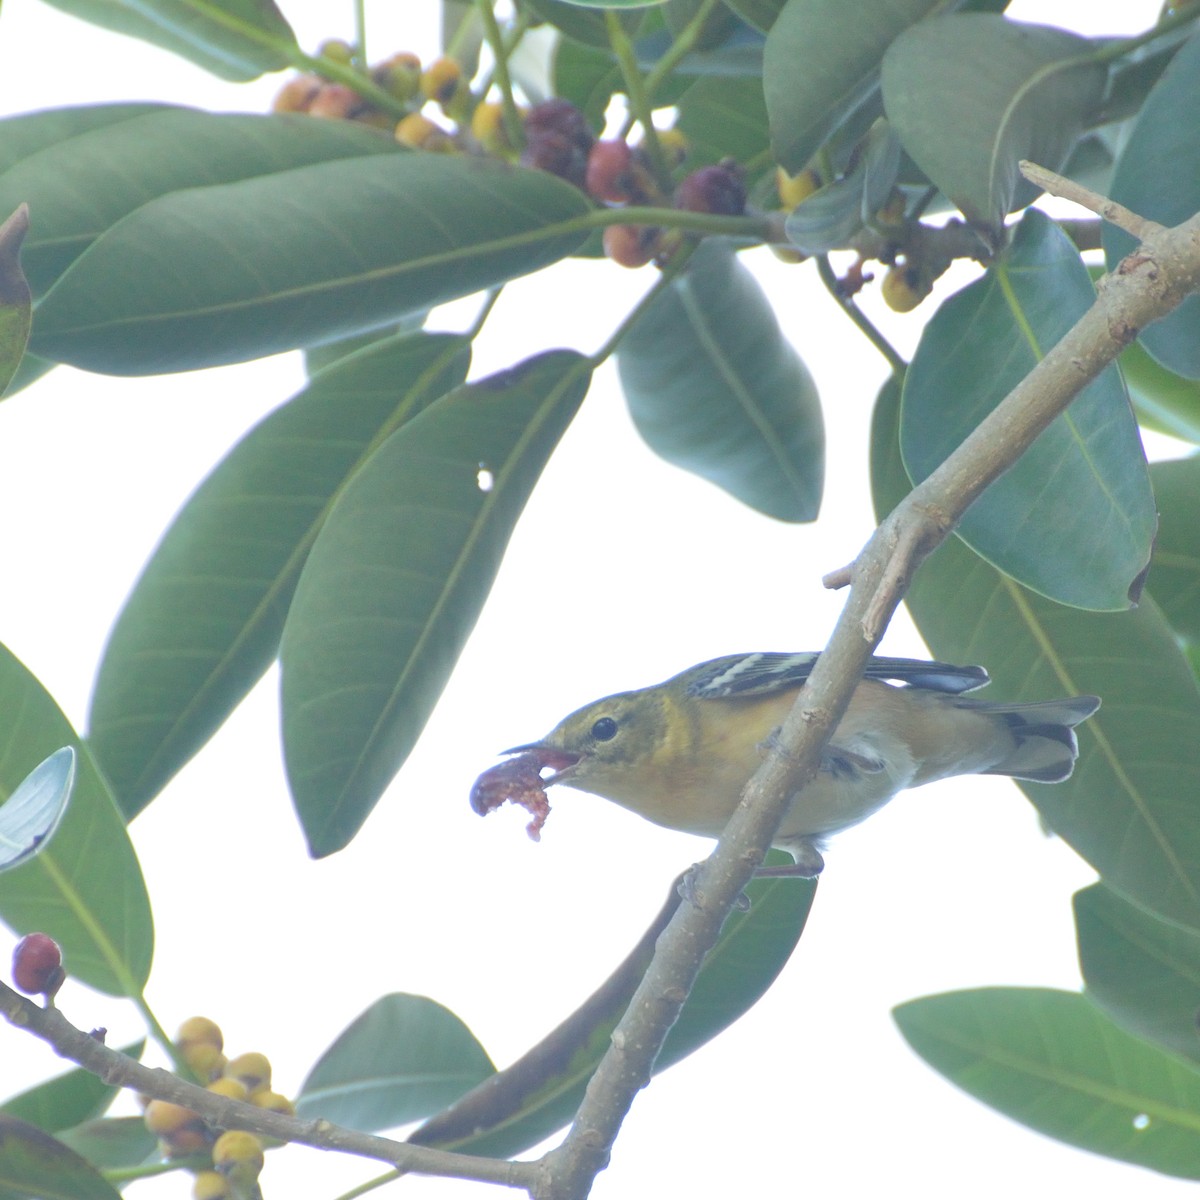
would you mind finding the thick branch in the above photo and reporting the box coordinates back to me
[537,179,1200,1199]
[0,982,535,1190]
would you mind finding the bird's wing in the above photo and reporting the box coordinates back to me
[685,652,989,699]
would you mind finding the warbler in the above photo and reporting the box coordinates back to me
[489,652,1100,875]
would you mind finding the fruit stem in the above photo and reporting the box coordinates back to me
[475,1,525,151]
[605,11,671,186]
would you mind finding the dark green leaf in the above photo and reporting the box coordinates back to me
[56,1117,158,1171]
[902,210,1154,611]
[88,332,471,819]
[0,645,152,996]
[0,1114,121,1200]
[1104,30,1200,380]
[280,351,592,856]
[723,0,785,33]
[1098,23,1198,125]
[882,14,1104,231]
[663,0,740,47]
[525,0,641,47]
[413,861,814,1156]
[783,173,867,253]
[553,38,623,130]
[2,1044,143,1132]
[37,0,296,82]
[303,317,428,377]
[0,206,30,398]
[0,110,398,297]
[873,378,1200,932]
[635,22,764,77]
[296,995,495,1130]
[765,0,941,173]
[1122,339,1200,443]
[617,240,823,521]
[1076,883,1200,1064]
[0,748,74,871]
[895,987,1200,1178]
[1148,457,1200,644]
[32,156,591,376]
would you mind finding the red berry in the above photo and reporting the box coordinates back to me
[523,100,594,155]
[521,131,589,189]
[674,164,746,216]
[586,141,641,204]
[12,932,64,997]
[603,224,660,269]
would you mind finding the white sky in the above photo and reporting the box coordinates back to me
[0,2,1192,1199]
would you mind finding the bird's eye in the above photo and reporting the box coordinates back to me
[590,716,619,742]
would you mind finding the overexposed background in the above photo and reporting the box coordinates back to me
[0,2,1190,1197]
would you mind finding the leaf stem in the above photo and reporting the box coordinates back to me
[815,255,906,373]
[353,0,367,67]
[475,1,525,150]
[1091,0,1200,64]
[605,11,670,182]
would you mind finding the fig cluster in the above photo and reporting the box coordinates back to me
[141,1017,294,1199]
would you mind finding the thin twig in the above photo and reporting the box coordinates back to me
[1020,161,1162,239]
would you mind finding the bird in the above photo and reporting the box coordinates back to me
[477,652,1100,876]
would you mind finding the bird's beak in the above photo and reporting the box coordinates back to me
[500,742,581,786]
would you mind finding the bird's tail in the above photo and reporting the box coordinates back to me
[966,694,1101,783]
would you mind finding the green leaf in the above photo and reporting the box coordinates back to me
[553,38,623,131]
[413,862,814,1156]
[32,155,591,376]
[723,0,785,33]
[1104,30,1200,380]
[902,210,1154,611]
[296,995,495,1130]
[0,206,30,399]
[88,332,470,819]
[280,350,592,857]
[37,0,297,82]
[0,645,152,996]
[617,240,823,521]
[0,1115,122,1200]
[882,14,1104,232]
[2,1043,143,1132]
[764,0,941,173]
[1075,883,1200,1064]
[0,748,74,871]
[0,110,398,297]
[55,1118,157,1171]
[895,987,1200,1179]
[526,0,641,45]
[1148,457,1200,645]
[1122,339,1200,443]
[873,376,1200,932]
[0,104,167,177]
[675,76,771,172]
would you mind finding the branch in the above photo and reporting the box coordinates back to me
[535,170,1200,1199]
[0,981,535,1190]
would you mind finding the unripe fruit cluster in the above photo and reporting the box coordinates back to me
[141,1017,295,1197]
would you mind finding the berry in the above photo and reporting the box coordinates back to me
[12,933,64,997]
[225,1051,271,1093]
[674,164,746,216]
[602,224,660,269]
[395,113,454,152]
[250,1089,295,1117]
[144,1099,203,1137]
[307,84,365,121]
[271,76,321,115]
[523,99,595,156]
[206,1077,249,1104]
[471,101,516,155]
[192,1171,231,1200]
[420,57,465,107]
[182,1042,227,1082]
[881,263,931,312]
[177,1017,224,1053]
[776,166,819,209]
[373,52,422,103]
[521,132,589,189]
[317,39,355,66]
[586,141,641,204]
[655,128,689,168]
[212,1130,265,1180]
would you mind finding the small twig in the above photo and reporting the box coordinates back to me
[0,982,535,1190]
[1020,161,1161,240]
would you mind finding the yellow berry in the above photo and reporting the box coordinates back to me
[250,1089,295,1117]
[373,51,422,103]
[225,1052,271,1093]
[420,56,463,106]
[144,1099,202,1137]
[770,244,808,265]
[177,1018,224,1054]
[317,38,355,66]
[881,263,931,312]
[471,101,515,154]
[655,128,689,168]
[183,1043,227,1082]
[212,1130,265,1178]
[193,1170,231,1200]
[207,1077,249,1104]
[776,166,820,209]
[394,113,454,152]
